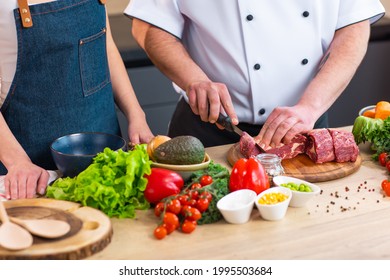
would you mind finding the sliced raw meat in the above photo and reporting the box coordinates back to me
[328,129,359,162]
[305,129,335,163]
[265,134,308,159]
[239,132,262,158]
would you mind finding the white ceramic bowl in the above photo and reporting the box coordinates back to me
[273,176,321,208]
[151,153,211,181]
[358,105,375,116]
[254,187,292,221]
[216,189,257,224]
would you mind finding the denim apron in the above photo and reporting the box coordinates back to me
[0,0,120,174]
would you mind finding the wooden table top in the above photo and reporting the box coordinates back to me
[88,130,390,260]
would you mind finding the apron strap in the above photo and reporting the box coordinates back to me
[17,0,33,28]
[17,0,106,28]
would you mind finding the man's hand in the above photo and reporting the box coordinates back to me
[186,80,238,125]
[256,105,316,148]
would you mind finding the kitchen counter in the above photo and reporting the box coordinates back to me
[88,127,390,260]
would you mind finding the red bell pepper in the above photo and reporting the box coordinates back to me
[144,168,184,204]
[229,157,270,194]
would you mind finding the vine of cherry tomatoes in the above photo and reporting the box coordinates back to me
[378,152,390,197]
[153,175,213,240]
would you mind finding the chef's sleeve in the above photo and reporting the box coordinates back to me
[124,0,184,39]
[337,0,385,29]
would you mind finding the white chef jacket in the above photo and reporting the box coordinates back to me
[125,0,385,124]
[0,0,56,107]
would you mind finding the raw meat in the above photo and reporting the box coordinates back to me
[328,129,359,162]
[265,134,307,159]
[238,128,359,163]
[305,129,335,163]
[239,132,262,158]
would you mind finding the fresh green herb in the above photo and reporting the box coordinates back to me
[352,116,390,160]
[186,162,230,225]
[46,145,151,218]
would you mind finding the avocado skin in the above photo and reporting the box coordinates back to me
[153,136,205,165]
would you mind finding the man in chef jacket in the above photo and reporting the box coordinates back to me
[126,0,385,148]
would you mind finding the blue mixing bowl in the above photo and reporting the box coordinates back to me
[50,132,126,178]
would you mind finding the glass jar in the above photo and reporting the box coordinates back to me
[255,153,284,186]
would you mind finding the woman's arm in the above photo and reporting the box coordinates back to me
[105,13,153,144]
[0,113,49,199]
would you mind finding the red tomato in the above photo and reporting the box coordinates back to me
[154,202,165,217]
[200,191,212,202]
[195,198,210,213]
[199,175,213,186]
[382,180,390,196]
[189,190,199,200]
[191,183,202,190]
[167,199,182,215]
[186,207,202,221]
[163,212,179,230]
[379,152,388,167]
[163,223,176,234]
[181,219,197,234]
[386,161,390,173]
[178,194,189,205]
[154,226,167,240]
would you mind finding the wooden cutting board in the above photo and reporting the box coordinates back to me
[0,198,112,260]
[227,143,362,182]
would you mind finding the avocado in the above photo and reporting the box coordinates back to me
[153,135,205,165]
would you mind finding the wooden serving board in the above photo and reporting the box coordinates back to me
[0,198,112,260]
[227,143,362,182]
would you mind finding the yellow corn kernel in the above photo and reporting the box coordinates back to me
[258,192,288,205]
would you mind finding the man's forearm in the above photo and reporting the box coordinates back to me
[132,19,209,92]
[298,20,370,119]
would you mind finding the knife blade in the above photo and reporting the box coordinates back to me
[216,113,266,153]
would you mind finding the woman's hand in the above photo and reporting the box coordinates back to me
[4,162,49,200]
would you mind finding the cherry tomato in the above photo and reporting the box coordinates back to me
[186,207,202,221]
[181,205,192,216]
[167,198,182,215]
[181,219,197,234]
[189,190,199,200]
[178,194,189,205]
[386,161,390,173]
[382,180,390,196]
[154,226,167,240]
[191,183,202,190]
[163,223,176,234]
[200,175,213,186]
[154,202,165,217]
[196,198,210,212]
[379,152,388,166]
[185,198,197,207]
[200,191,212,202]
[163,212,179,230]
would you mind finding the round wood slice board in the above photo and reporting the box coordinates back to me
[227,143,362,183]
[0,198,112,260]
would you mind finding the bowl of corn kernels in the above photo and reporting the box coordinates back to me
[254,186,292,221]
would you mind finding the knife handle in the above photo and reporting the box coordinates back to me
[217,113,235,132]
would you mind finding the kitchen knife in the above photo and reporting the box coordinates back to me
[216,113,266,153]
